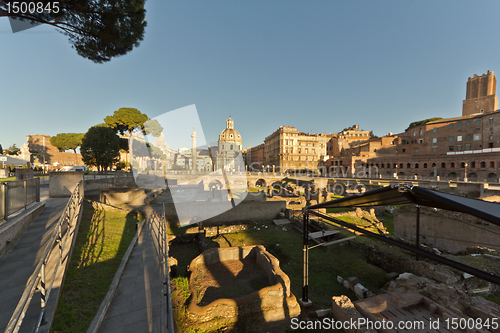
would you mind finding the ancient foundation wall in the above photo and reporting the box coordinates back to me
[187,245,300,332]
[394,205,500,253]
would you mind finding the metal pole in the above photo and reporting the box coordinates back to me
[302,210,309,303]
[416,205,420,261]
[1,183,7,220]
[40,262,46,325]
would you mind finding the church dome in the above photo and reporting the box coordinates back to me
[218,117,242,145]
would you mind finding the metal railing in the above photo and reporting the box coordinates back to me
[5,181,84,333]
[0,178,40,221]
[148,205,174,333]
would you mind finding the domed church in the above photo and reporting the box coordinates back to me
[215,116,243,171]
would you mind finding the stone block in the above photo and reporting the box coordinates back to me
[273,219,291,226]
[386,272,399,280]
[343,280,350,289]
[337,276,343,284]
[347,277,360,288]
[331,295,366,333]
[353,283,368,299]
[389,291,423,308]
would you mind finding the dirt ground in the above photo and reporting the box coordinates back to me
[192,258,271,306]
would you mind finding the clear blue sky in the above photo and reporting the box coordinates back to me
[1,1,500,151]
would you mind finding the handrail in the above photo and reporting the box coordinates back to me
[5,181,84,333]
[148,205,174,333]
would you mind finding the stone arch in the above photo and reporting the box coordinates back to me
[460,162,466,168]
[487,173,498,182]
[423,163,428,168]
[209,179,224,191]
[468,172,478,181]
[255,178,267,188]
[447,172,458,180]
[397,171,405,178]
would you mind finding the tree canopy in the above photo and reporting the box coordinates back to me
[50,133,84,153]
[405,118,443,131]
[104,107,149,135]
[144,119,163,137]
[5,144,19,155]
[81,126,120,171]
[0,0,147,63]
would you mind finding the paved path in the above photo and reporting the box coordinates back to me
[97,212,164,333]
[0,187,67,332]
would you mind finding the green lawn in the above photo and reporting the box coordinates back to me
[50,202,141,333]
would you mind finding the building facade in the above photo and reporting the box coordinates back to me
[27,134,83,168]
[324,71,500,182]
[263,126,333,172]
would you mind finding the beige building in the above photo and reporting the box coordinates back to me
[263,126,333,172]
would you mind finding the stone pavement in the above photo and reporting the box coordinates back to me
[0,187,67,332]
[97,214,164,333]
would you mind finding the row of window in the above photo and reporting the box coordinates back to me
[411,118,494,136]
[358,161,498,169]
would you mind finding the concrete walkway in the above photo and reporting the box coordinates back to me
[0,187,67,332]
[97,211,164,333]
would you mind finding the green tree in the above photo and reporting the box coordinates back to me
[50,133,84,165]
[6,144,19,155]
[0,144,3,154]
[81,126,120,173]
[104,108,149,135]
[144,119,163,137]
[0,0,147,63]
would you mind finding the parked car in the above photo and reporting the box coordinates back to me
[59,166,86,172]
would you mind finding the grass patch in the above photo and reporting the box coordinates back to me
[381,212,394,235]
[0,176,16,181]
[485,291,500,306]
[50,202,140,333]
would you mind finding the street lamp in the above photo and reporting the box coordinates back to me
[464,163,468,182]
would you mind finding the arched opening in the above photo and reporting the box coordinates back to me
[460,162,465,168]
[481,161,486,168]
[255,179,267,188]
[471,161,476,168]
[397,171,405,178]
[423,163,428,168]
[490,161,495,168]
[468,172,478,181]
[447,172,458,180]
[441,162,446,168]
[450,162,455,168]
[209,179,224,191]
[415,163,419,169]
[431,163,436,168]
[399,163,403,169]
[406,163,411,168]
[487,173,498,182]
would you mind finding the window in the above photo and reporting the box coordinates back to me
[432,128,437,133]
[423,163,427,168]
[451,162,455,168]
[432,163,436,167]
[432,138,437,143]
[414,148,419,153]
[465,144,471,150]
[415,163,419,168]
[406,163,411,168]
[419,130,422,135]
[466,121,471,126]
[457,145,462,151]
[457,135,462,142]
[399,163,403,169]
[465,134,471,141]
[473,134,480,140]
[393,163,397,168]
[305,148,308,154]
[402,149,406,153]
[489,142,494,148]
[460,162,465,168]
[481,161,486,168]
[412,132,416,136]
[449,136,454,142]
[441,163,446,168]
[457,122,462,127]
[449,146,454,151]
[490,117,494,124]
[471,161,475,168]
[432,147,437,152]
[476,120,481,125]
[490,161,495,168]
[230,144,233,150]
[381,164,385,168]
[449,124,454,128]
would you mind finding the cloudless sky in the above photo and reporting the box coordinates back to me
[1,0,500,150]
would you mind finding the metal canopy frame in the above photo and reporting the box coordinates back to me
[300,184,500,304]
